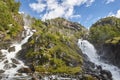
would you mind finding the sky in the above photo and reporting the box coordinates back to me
[18,0,120,28]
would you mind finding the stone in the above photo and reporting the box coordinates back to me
[4,60,8,64]
[0,70,5,73]
[8,46,15,52]
[11,58,20,64]
[97,65,102,71]
[18,67,32,73]
[28,63,35,72]
[100,70,112,80]
[12,64,17,68]
[4,63,12,70]
[0,51,4,59]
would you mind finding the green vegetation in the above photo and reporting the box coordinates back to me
[89,17,120,44]
[83,75,97,80]
[105,37,120,44]
[0,0,23,41]
[24,18,86,74]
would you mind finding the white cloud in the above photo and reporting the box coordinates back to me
[29,3,46,13]
[71,15,81,18]
[108,10,120,18]
[18,11,24,14]
[106,0,115,4]
[29,0,95,20]
[86,0,95,7]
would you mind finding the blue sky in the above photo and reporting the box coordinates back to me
[18,0,120,28]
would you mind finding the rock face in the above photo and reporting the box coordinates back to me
[89,17,120,68]
[82,55,113,80]
[97,43,120,68]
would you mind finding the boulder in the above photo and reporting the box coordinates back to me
[11,58,20,64]
[4,63,12,70]
[100,70,112,80]
[0,51,3,59]
[4,60,8,64]
[0,70,5,73]
[8,46,15,52]
[18,67,32,73]
[27,63,35,72]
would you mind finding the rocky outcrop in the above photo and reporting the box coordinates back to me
[89,17,120,68]
[96,42,120,68]
[82,54,113,80]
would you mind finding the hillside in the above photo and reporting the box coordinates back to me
[89,17,120,68]
[0,0,114,79]
[18,17,87,74]
[0,0,23,49]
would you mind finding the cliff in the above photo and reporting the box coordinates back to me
[89,17,120,68]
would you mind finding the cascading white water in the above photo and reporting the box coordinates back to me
[78,39,120,80]
[0,17,35,80]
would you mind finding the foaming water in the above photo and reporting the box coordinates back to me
[78,39,120,80]
[0,25,34,80]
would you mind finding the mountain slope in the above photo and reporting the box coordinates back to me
[18,17,87,74]
[89,17,120,68]
[0,0,23,49]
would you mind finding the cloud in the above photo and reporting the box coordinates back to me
[86,0,95,7]
[108,10,120,18]
[71,15,81,18]
[106,0,115,4]
[18,11,24,14]
[29,0,95,20]
[29,1,46,13]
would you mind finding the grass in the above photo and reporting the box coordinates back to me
[105,37,120,44]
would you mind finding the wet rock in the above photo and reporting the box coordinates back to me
[0,70,5,73]
[4,63,17,69]
[31,73,42,80]
[12,64,17,68]
[4,63,12,70]
[15,73,23,76]
[0,51,4,59]
[96,43,120,68]
[18,67,32,73]
[96,65,102,71]
[4,60,8,64]
[0,51,2,55]
[11,58,20,64]
[8,46,15,52]
[100,70,112,80]
[27,63,35,72]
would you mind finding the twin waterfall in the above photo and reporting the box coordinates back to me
[0,17,120,80]
[0,19,34,79]
[78,39,120,80]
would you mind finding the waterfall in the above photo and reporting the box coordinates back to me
[78,39,120,80]
[0,16,35,80]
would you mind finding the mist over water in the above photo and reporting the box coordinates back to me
[78,39,120,80]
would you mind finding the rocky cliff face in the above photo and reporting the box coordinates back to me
[89,17,120,68]
[101,42,120,68]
